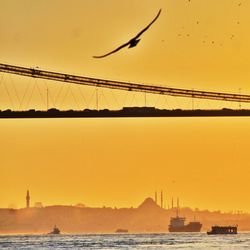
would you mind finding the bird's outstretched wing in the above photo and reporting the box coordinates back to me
[134,9,161,39]
[93,9,161,59]
[93,41,130,58]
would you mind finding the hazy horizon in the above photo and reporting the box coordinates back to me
[1,117,250,212]
[3,195,249,214]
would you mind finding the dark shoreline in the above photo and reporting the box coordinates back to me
[0,107,250,119]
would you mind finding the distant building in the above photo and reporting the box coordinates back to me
[26,190,30,208]
[34,202,43,208]
[75,203,85,208]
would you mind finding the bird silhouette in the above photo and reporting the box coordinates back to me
[93,9,161,59]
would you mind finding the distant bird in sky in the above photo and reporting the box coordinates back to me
[93,9,161,59]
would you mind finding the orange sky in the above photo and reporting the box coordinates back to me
[1,0,250,212]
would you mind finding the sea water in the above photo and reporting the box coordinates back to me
[0,233,250,249]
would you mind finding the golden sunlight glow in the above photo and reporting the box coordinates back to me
[1,0,250,212]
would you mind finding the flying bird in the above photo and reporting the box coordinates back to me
[93,9,161,59]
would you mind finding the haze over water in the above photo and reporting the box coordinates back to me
[1,233,250,249]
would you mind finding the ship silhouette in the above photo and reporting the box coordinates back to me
[48,225,60,235]
[115,229,128,233]
[168,199,202,232]
[168,216,202,232]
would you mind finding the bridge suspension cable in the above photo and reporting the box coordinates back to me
[1,63,250,103]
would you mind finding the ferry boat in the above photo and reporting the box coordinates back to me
[207,226,237,235]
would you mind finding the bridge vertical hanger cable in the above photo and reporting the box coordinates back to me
[87,89,96,110]
[121,91,129,108]
[9,75,21,110]
[96,88,99,110]
[69,85,80,110]
[3,78,14,110]
[20,77,31,110]
[47,87,49,110]
[0,73,3,110]
[77,85,88,109]
[0,74,3,110]
[44,81,54,109]
[239,88,242,110]
[162,96,167,110]
[26,79,37,110]
[130,92,138,107]
[192,88,194,110]
[60,84,71,109]
[100,89,110,109]
[173,95,181,109]
[54,82,66,109]
[35,79,47,109]
[110,89,120,109]
[154,93,160,107]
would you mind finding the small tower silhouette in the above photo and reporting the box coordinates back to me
[154,191,158,205]
[160,190,163,208]
[26,190,30,208]
[165,190,167,209]
[177,197,179,217]
[171,197,174,209]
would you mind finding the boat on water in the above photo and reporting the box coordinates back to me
[115,229,128,233]
[207,226,237,235]
[169,216,202,232]
[48,225,60,235]
[168,198,202,232]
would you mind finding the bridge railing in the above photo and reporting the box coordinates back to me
[1,63,250,103]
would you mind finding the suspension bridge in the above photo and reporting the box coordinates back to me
[0,62,250,118]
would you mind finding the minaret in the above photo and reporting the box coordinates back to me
[26,190,30,208]
[177,197,179,217]
[160,190,163,208]
[171,197,174,209]
[154,191,157,205]
[164,190,167,209]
